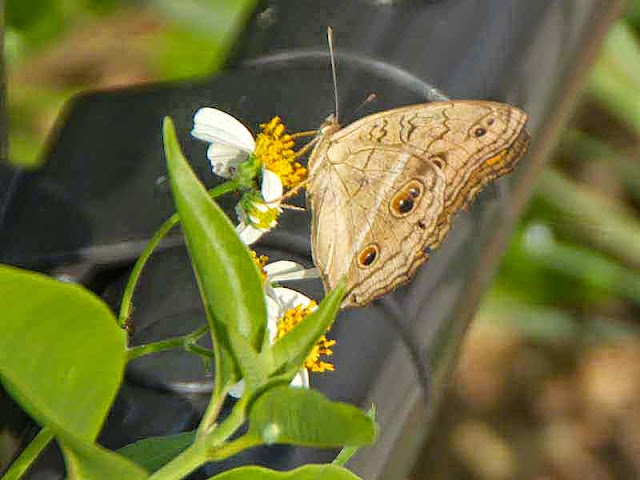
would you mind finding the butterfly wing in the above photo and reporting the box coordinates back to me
[307,100,529,308]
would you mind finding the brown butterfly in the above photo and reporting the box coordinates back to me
[306,100,530,308]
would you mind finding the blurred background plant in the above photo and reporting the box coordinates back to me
[5,0,257,168]
[412,3,640,479]
[2,0,640,479]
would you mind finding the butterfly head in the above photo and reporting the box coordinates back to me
[319,114,340,135]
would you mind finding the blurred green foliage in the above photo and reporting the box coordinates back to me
[5,0,256,167]
[484,1,640,342]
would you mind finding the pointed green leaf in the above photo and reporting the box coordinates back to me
[163,117,267,382]
[60,434,148,480]
[206,463,363,480]
[267,280,345,376]
[118,431,196,473]
[215,339,240,397]
[0,265,127,441]
[333,406,377,466]
[247,386,375,447]
[227,330,268,393]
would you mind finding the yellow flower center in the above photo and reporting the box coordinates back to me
[250,203,279,230]
[275,301,336,373]
[255,117,308,190]
[241,192,280,230]
[250,251,269,281]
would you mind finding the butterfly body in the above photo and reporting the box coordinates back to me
[306,100,530,308]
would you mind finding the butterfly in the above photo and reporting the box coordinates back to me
[305,100,530,308]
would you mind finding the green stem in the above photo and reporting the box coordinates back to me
[126,325,209,361]
[186,343,215,359]
[118,213,179,328]
[2,427,53,480]
[118,180,239,328]
[147,437,207,480]
[332,446,359,467]
[208,435,260,461]
[196,388,229,438]
[151,399,250,480]
[205,399,250,452]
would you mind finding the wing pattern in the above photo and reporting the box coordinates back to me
[307,100,529,307]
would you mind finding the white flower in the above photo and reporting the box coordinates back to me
[234,170,283,245]
[228,286,315,399]
[191,107,284,244]
[266,287,316,388]
[191,107,255,178]
[227,261,320,398]
[263,260,320,283]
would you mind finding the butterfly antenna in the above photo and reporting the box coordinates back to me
[327,26,340,123]
[344,93,377,124]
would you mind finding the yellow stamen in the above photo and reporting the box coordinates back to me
[275,301,336,373]
[250,251,269,281]
[290,130,318,139]
[254,117,309,189]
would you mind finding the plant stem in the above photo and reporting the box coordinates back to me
[186,343,215,359]
[118,214,179,328]
[205,400,250,453]
[118,180,239,328]
[208,436,260,461]
[126,325,209,361]
[197,389,228,437]
[147,437,207,480]
[151,400,250,480]
[2,427,53,480]
[332,446,359,467]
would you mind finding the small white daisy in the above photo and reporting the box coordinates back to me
[227,287,315,399]
[191,107,287,244]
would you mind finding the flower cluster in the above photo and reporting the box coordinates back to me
[191,108,307,244]
[192,107,332,398]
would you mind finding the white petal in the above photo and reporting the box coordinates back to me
[235,202,248,224]
[264,260,304,277]
[191,107,255,152]
[207,144,249,178]
[290,369,310,389]
[228,380,245,399]
[272,287,314,311]
[261,169,283,203]
[266,293,284,320]
[265,261,321,283]
[265,294,282,342]
[236,222,265,245]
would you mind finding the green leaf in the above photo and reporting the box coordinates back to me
[60,434,147,480]
[227,330,268,393]
[118,431,196,473]
[163,117,267,389]
[267,280,346,376]
[333,406,377,466]
[155,0,258,80]
[0,265,126,441]
[206,464,363,480]
[247,386,376,448]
